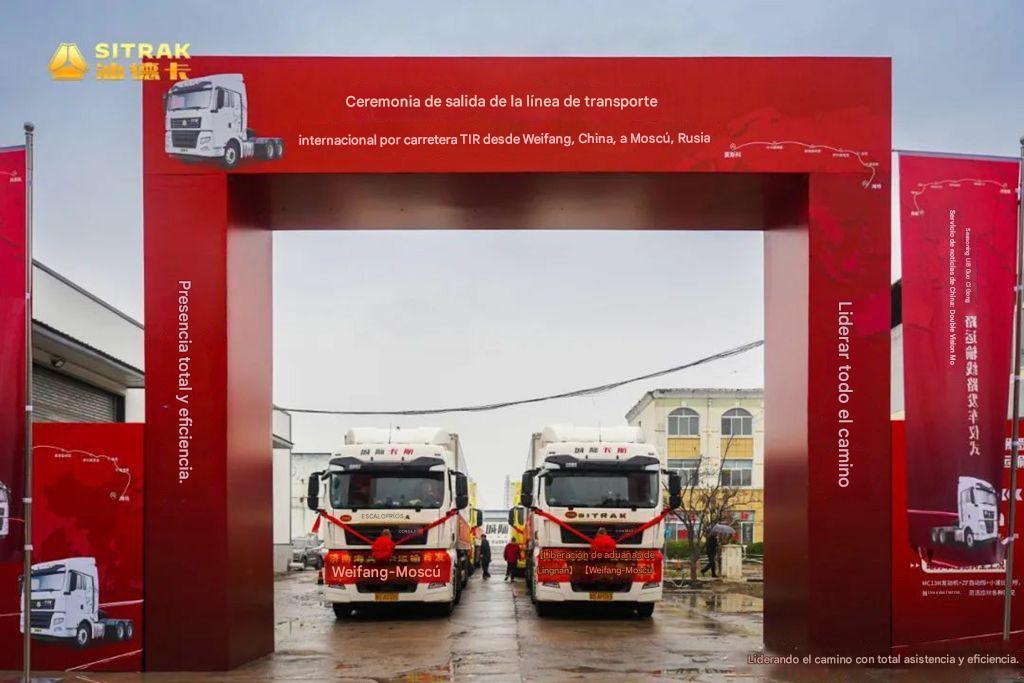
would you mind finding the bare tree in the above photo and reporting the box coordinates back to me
[671,451,743,581]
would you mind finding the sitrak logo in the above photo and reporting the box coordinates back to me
[49,43,88,80]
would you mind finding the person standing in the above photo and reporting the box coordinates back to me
[503,540,520,581]
[700,533,719,578]
[479,533,492,578]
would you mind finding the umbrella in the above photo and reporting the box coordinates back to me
[709,523,735,536]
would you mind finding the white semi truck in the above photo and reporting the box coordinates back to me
[307,428,474,618]
[930,476,999,549]
[520,425,680,617]
[20,557,134,647]
[164,73,283,168]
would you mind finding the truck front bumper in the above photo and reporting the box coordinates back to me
[533,580,662,603]
[324,581,455,605]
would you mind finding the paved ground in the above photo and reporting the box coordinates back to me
[6,563,1024,681]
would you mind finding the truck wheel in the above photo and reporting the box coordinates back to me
[275,140,284,159]
[263,142,276,161]
[113,622,126,641]
[332,604,353,619]
[965,528,975,549]
[930,529,939,544]
[937,530,947,545]
[125,622,134,640]
[222,140,240,169]
[635,603,655,618]
[75,622,92,648]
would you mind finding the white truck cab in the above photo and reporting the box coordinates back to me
[20,556,133,647]
[164,73,283,168]
[931,476,999,549]
[308,428,473,618]
[521,425,681,618]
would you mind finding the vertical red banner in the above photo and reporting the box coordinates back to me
[900,152,1019,568]
[0,146,26,564]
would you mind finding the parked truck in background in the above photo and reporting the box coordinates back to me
[520,425,680,617]
[19,557,134,647]
[507,481,527,577]
[164,73,283,168]
[308,428,474,617]
[930,476,999,550]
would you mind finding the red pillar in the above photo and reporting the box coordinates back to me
[143,174,273,669]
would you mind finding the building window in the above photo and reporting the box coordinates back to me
[721,407,752,436]
[721,459,753,487]
[668,407,700,436]
[733,511,756,544]
[667,458,700,486]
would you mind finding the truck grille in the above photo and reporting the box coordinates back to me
[30,611,53,629]
[345,525,427,546]
[171,130,200,149]
[560,524,644,546]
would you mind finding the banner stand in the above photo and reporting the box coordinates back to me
[1004,137,1024,642]
[21,122,34,683]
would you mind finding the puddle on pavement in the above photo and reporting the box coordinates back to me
[673,590,763,614]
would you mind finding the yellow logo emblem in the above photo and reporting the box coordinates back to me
[48,43,88,80]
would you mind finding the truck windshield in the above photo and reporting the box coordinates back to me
[30,570,66,592]
[544,470,658,508]
[167,88,211,111]
[976,488,997,507]
[330,471,445,509]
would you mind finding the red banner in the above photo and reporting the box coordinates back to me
[0,146,25,564]
[536,548,662,583]
[324,549,451,585]
[0,423,144,672]
[899,152,1019,567]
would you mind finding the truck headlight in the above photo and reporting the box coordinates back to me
[198,133,212,145]
[52,616,64,625]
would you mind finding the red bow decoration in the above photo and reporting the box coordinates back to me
[371,534,396,561]
[590,533,617,553]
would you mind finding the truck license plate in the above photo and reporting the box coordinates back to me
[375,593,399,602]
[590,592,613,601]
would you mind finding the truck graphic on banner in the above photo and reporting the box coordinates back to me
[164,73,284,169]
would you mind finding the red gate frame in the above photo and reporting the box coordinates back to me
[142,57,892,669]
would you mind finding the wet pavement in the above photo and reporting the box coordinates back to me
[7,563,1024,681]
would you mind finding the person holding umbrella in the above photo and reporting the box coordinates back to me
[701,522,734,578]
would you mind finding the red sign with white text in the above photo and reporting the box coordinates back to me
[536,548,662,583]
[324,549,451,585]
[0,146,25,565]
[899,153,1018,568]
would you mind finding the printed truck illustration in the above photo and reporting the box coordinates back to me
[0,481,9,538]
[19,557,133,647]
[307,428,475,617]
[520,425,681,618]
[164,73,283,168]
[930,476,999,549]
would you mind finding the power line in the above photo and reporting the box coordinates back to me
[279,338,764,416]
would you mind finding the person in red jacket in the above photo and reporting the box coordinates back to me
[503,540,520,581]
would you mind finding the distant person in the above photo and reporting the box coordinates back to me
[479,533,492,578]
[700,533,719,578]
[503,540,520,581]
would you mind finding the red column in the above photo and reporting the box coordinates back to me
[143,174,273,669]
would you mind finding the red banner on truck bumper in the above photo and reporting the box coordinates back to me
[324,549,451,585]
[536,548,662,583]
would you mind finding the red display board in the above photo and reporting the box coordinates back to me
[0,423,143,672]
[324,550,452,585]
[0,146,25,566]
[899,152,1019,568]
[142,56,892,667]
[536,548,662,583]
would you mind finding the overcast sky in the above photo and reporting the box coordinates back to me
[2,1,1022,506]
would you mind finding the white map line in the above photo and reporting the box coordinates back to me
[33,445,133,501]
[909,177,1012,214]
[728,139,878,188]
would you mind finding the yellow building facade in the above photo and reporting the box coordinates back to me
[626,388,764,544]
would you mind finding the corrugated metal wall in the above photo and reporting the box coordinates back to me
[32,364,121,422]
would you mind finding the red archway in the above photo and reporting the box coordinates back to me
[142,57,891,669]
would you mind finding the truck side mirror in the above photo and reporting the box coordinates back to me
[521,472,534,508]
[212,88,225,112]
[454,473,469,510]
[668,471,682,510]
[507,508,516,525]
[475,510,483,527]
[307,472,320,511]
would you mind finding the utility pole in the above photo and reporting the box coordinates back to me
[1004,135,1024,643]
[22,121,34,682]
